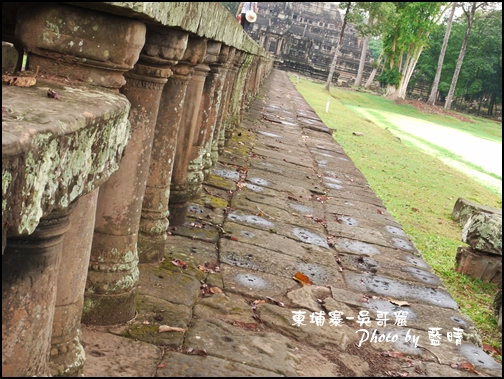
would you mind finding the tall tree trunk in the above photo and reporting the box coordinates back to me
[445,2,477,110]
[325,2,351,91]
[355,17,373,87]
[364,52,384,89]
[428,2,457,105]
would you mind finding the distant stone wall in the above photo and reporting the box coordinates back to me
[2,2,272,376]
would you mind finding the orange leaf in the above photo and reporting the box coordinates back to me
[483,344,501,356]
[293,271,313,285]
[388,298,410,307]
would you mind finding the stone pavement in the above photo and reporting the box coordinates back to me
[80,70,502,377]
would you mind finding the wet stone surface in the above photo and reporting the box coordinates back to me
[81,69,501,377]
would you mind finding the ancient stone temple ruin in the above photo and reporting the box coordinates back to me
[2,2,272,376]
[247,2,374,83]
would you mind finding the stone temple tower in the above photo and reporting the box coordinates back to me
[247,2,373,84]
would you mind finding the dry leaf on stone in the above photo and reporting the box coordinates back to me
[209,286,223,294]
[266,296,285,307]
[158,325,185,333]
[293,271,313,286]
[483,344,501,356]
[172,259,188,269]
[2,75,36,87]
[225,235,239,241]
[197,265,213,273]
[381,351,406,359]
[47,89,61,100]
[388,298,410,307]
[157,363,167,369]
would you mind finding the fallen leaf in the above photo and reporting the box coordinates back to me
[209,287,223,294]
[197,265,213,273]
[253,299,266,305]
[171,259,188,269]
[2,75,36,87]
[47,88,61,100]
[483,344,501,356]
[288,196,298,202]
[266,296,285,307]
[411,207,420,212]
[158,325,185,333]
[377,209,384,214]
[381,351,406,359]
[293,271,313,286]
[189,349,208,357]
[359,297,369,303]
[204,203,216,211]
[142,320,150,325]
[157,363,167,369]
[2,107,7,117]
[225,235,239,241]
[388,298,410,307]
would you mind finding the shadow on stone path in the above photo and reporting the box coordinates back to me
[81,69,502,377]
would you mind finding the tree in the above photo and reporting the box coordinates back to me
[325,2,352,91]
[350,3,395,87]
[444,2,488,110]
[221,2,239,16]
[428,2,458,105]
[379,2,445,100]
[411,8,501,112]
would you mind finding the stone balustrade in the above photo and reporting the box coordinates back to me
[2,2,272,376]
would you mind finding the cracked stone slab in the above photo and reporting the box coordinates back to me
[257,303,358,350]
[184,318,300,376]
[156,350,281,377]
[222,222,332,261]
[137,265,201,308]
[81,325,161,377]
[220,263,296,301]
[219,238,343,288]
[343,271,458,309]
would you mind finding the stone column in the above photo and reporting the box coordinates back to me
[216,50,245,158]
[2,204,76,377]
[224,52,252,145]
[10,3,146,375]
[138,35,206,261]
[168,38,209,226]
[186,41,223,199]
[83,27,180,325]
[49,189,99,377]
[210,47,237,167]
[203,45,234,179]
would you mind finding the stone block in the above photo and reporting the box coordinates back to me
[462,211,502,255]
[455,246,502,285]
[2,41,18,74]
[452,197,502,227]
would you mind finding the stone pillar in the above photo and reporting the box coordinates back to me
[225,52,252,145]
[203,45,234,179]
[2,204,75,377]
[217,50,246,157]
[186,41,223,199]
[11,3,146,374]
[138,35,206,261]
[169,38,209,226]
[83,26,182,325]
[210,47,237,166]
[49,189,99,377]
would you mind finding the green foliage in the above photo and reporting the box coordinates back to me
[368,38,383,60]
[377,66,402,87]
[221,2,239,16]
[413,8,502,107]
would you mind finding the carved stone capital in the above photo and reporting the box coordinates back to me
[15,3,146,88]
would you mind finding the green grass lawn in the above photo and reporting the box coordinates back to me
[289,74,502,358]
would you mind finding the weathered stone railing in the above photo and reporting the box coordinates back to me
[2,2,273,376]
